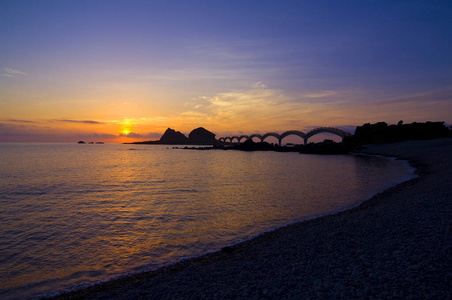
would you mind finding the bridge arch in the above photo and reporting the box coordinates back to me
[248,134,263,142]
[305,127,351,143]
[261,132,280,146]
[238,135,249,143]
[279,130,306,145]
[231,136,240,143]
[262,132,280,141]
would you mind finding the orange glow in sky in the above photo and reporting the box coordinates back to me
[1,2,451,142]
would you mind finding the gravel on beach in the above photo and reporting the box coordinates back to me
[51,139,452,299]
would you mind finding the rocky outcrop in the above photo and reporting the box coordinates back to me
[129,127,218,145]
[159,128,189,144]
[188,127,217,145]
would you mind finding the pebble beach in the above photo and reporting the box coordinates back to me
[51,138,452,299]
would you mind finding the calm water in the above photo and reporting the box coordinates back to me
[0,143,415,299]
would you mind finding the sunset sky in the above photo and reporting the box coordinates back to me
[1,0,451,143]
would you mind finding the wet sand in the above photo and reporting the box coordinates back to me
[51,138,452,299]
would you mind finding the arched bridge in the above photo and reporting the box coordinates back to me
[219,127,352,146]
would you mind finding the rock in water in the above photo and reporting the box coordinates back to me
[189,127,217,144]
[159,128,189,144]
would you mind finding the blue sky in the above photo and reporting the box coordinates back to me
[1,0,451,142]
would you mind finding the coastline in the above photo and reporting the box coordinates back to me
[50,138,452,299]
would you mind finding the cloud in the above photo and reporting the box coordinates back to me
[77,132,118,139]
[181,82,301,131]
[7,119,35,123]
[0,122,61,142]
[118,132,161,138]
[180,83,452,136]
[1,67,27,77]
[54,119,104,124]
[302,87,452,126]
[140,68,233,81]
[0,121,124,142]
[376,88,452,105]
[303,91,337,98]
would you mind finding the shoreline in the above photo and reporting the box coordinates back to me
[49,139,452,299]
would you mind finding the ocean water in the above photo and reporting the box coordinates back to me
[0,143,415,299]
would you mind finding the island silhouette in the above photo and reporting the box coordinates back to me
[130,127,217,145]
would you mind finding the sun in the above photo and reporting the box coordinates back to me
[119,120,135,136]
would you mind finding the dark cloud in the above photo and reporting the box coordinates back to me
[0,123,61,142]
[55,119,104,124]
[0,123,18,136]
[0,122,39,132]
[7,119,35,123]
[0,123,117,142]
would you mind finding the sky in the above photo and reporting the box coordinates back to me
[1,0,451,143]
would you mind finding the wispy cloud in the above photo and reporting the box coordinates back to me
[54,119,104,124]
[179,84,452,135]
[303,91,337,98]
[7,119,35,123]
[0,122,56,142]
[1,67,27,77]
[118,132,161,138]
[305,87,452,125]
[77,133,118,139]
[181,82,300,131]
[0,121,118,142]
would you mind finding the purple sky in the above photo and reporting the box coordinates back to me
[1,0,451,142]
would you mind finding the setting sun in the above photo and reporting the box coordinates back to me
[121,129,131,135]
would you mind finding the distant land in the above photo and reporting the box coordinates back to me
[127,121,452,154]
[128,127,217,145]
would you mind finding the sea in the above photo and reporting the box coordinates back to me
[0,143,416,299]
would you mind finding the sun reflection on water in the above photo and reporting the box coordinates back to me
[0,143,415,299]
